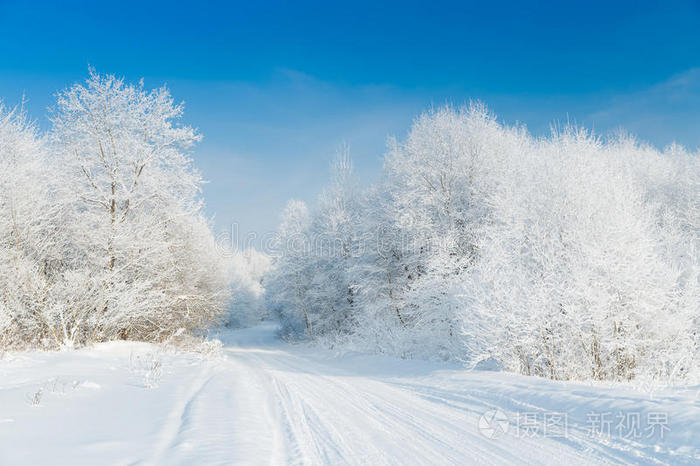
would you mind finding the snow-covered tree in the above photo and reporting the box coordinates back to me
[0,104,53,347]
[1,71,231,350]
[375,104,526,359]
[48,70,229,343]
[266,199,313,336]
[304,150,362,339]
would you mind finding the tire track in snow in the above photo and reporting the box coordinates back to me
[232,344,592,465]
[146,355,286,465]
[145,366,216,465]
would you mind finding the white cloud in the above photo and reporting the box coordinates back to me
[586,68,700,148]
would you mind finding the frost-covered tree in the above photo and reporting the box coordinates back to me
[48,70,229,343]
[346,186,409,353]
[304,150,362,339]
[0,105,54,347]
[266,199,313,336]
[0,71,231,350]
[375,104,526,359]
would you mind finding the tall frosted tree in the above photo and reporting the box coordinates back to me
[305,150,362,339]
[50,70,229,343]
[0,105,53,346]
[377,104,525,358]
[266,199,313,335]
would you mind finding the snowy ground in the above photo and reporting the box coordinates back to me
[1,324,698,465]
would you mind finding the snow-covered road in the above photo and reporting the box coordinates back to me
[1,324,698,465]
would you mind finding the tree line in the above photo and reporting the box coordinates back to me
[2,72,697,384]
[266,104,699,383]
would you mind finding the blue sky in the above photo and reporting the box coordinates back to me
[1,0,699,244]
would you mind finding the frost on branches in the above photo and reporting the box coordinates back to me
[266,105,699,384]
[1,74,697,383]
[0,71,230,349]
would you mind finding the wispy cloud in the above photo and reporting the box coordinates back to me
[586,68,700,149]
[174,70,423,240]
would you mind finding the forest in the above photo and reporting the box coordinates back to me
[1,72,698,384]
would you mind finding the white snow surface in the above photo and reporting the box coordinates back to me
[1,323,698,465]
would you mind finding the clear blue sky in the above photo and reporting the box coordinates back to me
[1,0,699,245]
